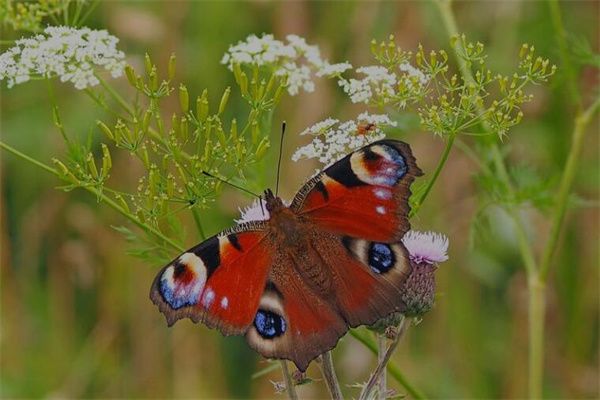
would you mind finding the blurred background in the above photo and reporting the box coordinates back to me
[1,1,598,398]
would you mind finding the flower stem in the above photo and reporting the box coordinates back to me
[0,140,184,253]
[319,351,343,400]
[349,329,426,399]
[359,318,406,400]
[528,276,546,399]
[410,133,455,218]
[97,74,135,116]
[279,361,299,400]
[377,334,387,400]
[539,95,600,281]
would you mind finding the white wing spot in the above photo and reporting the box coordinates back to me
[376,205,386,215]
[201,287,215,308]
[221,296,229,309]
[373,188,392,200]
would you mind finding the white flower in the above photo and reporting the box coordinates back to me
[316,61,353,77]
[399,62,429,86]
[292,112,396,166]
[223,34,351,96]
[402,230,449,264]
[235,198,270,224]
[338,65,397,104]
[0,26,126,90]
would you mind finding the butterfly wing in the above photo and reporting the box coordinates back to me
[243,229,412,371]
[150,222,273,335]
[290,139,422,242]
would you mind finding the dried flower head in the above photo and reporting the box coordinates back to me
[292,112,396,166]
[0,26,126,89]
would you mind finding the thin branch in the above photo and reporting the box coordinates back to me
[539,95,600,281]
[359,318,407,400]
[279,361,299,400]
[0,140,184,253]
[349,329,427,399]
[319,351,343,400]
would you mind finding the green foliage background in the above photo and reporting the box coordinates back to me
[1,1,598,398]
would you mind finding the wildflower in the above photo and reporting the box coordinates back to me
[0,26,126,90]
[338,65,397,104]
[222,33,351,96]
[316,61,353,77]
[398,62,429,86]
[292,113,395,166]
[401,230,449,264]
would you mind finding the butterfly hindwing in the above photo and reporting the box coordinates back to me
[291,139,422,242]
[150,224,272,335]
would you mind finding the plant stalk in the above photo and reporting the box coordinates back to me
[349,329,426,399]
[377,334,387,400]
[359,318,406,400]
[410,133,455,217]
[528,276,546,399]
[279,361,299,400]
[0,140,184,252]
[539,96,600,281]
[319,351,343,400]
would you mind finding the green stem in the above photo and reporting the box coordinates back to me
[410,133,455,218]
[279,361,299,400]
[435,1,544,397]
[377,334,387,400]
[547,0,581,110]
[319,352,343,400]
[0,140,183,253]
[191,207,206,240]
[97,75,135,116]
[539,96,600,281]
[350,330,426,399]
[359,318,406,400]
[528,276,546,399]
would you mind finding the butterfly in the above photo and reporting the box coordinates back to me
[150,139,422,371]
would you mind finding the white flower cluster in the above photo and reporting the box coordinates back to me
[0,26,126,90]
[339,62,429,104]
[222,34,352,96]
[292,112,396,166]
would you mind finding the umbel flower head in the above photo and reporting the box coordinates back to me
[221,33,352,96]
[370,230,449,331]
[0,26,126,89]
[292,112,396,167]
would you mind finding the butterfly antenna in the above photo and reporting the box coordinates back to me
[275,121,286,196]
[201,171,261,198]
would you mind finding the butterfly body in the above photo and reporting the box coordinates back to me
[150,139,422,371]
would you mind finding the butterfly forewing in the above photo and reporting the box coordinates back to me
[150,226,271,335]
[291,139,422,242]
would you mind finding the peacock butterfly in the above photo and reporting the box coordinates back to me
[150,139,423,371]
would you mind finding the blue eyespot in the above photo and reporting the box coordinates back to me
[254,309,286,339]
[368,243,395,274]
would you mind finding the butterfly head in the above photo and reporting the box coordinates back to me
[263,189,285,213]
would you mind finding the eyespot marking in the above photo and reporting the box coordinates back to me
[220,296,229,309]
[159,252,206,309]
[368,243,395,274]
[254,309,287,339]
[351,144,407,187]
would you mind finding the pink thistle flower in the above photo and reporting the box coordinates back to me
[401,230,449,265]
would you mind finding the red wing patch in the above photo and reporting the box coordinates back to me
[292,140,422,242]
[150,229,272,335]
